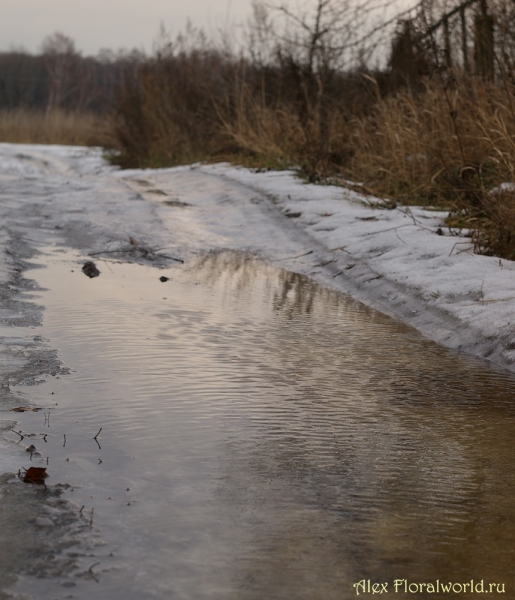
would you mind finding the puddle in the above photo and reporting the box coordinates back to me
[5,249,515,598]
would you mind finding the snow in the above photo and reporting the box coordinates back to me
[1,143,515,373]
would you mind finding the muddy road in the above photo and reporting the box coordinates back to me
[2,145,515,599]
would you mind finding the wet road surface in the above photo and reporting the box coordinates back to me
[5,249,515,599]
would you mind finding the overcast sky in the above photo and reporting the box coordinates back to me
[0,0,252,56]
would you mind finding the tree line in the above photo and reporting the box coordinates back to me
[0,33,144,113]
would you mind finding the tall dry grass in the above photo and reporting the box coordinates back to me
[348,78,515,200]
[215,69,360,177]
[114,65,224,168]
[105,6,515,261]
[113,51,365,175]
[346,76,515,258]
[0,108,115,147]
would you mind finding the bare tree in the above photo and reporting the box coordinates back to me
[41,32,80,111]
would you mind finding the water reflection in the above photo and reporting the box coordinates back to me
[184,252,515,595]
[12,249,515,599]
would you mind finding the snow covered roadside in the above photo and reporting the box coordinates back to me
[165,162,515,373]
[1,142,515,376]
[3,142,515,590]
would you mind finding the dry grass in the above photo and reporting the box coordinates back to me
[346,76,515,258]
[113,53,357,177]
[347,77,515,201]
[113,56,232,168]
[108,45,515,260]
[216,79,353,177]
[0,108,115,147]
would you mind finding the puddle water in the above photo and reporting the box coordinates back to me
[6,249,515,598]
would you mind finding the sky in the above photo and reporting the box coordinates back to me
[0,0,252,56]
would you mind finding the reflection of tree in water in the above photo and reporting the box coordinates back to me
[187,251,261,292]
[189,250,515,589]
[272,270,316,317]
[188,249,341,318]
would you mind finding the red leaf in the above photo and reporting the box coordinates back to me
[23,467,48,485]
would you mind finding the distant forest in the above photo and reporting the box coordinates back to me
[0,33,143,113]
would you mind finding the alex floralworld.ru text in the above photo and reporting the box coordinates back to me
[353,579,506,595]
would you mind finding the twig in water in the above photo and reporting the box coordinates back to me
[100,259,115,274]
[79,505,84,516]
[12,429,24,440]
[88,561,100,582]
[93,428,102,450]
[89,508,94,527]
[89,562,100,573]
[63,434,66,448]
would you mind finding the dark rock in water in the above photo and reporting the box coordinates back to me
[159,276,169,282]
[82,261,100,278]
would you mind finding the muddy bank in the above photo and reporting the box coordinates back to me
[0,472,93,600]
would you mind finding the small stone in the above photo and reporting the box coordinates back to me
[159,276,169,282]
[82,261,100,278]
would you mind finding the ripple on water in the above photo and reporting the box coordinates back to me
[7,249,515,599]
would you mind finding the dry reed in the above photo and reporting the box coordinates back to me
[346,75,515,257]
[0,108,114,147]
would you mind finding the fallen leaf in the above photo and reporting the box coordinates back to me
[11,406,40,412]
[23,467,48,484]
[129,237,139,246]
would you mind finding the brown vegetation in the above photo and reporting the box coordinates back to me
[111,0,515,259]
[348,76,515,258]
[4,2,515,259]
[0,108,114,146]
